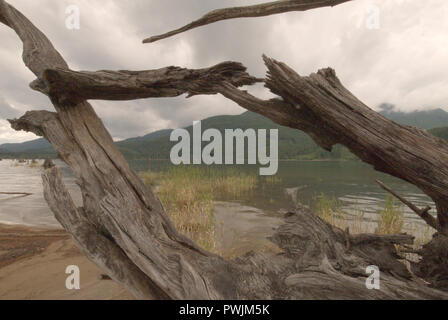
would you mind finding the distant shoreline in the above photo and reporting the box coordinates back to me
[0,157,353,161]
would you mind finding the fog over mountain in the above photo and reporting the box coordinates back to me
[378,104,448,129]
[0,0,447,144]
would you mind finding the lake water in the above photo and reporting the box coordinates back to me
[0,159,434,233]
[0,159,81,228]
[131,159,435,229]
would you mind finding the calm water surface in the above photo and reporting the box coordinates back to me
[0,159,81,228]
[0,159,434,233]
[132,159,435,231]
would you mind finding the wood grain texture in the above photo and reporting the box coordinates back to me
[143,0,353,43]
[8,108,448,299]
[1,0,222,300]
[42,165,168,300]
[0,1,67,76]
[40,62,261,103]
[2,0,448,299]
[215,55,448,234]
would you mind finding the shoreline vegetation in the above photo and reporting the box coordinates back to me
[0,163,435,299]
[2,161,434,251]
[0,155,355,162]
[312,193,434,248]
[139,167,258,253]
[138,167,435,255]
[6,158,42,168]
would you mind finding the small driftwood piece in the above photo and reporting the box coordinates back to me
[0,192,33,196]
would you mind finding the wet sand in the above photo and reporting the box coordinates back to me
[0,224,133,300]
[215,201,283,258]
[0,202,283,299]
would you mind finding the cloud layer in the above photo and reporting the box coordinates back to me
[0,0,447,144]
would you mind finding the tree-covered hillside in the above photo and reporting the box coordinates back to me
[2,109,448,161]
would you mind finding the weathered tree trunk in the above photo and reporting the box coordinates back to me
[1,0,447,299]
[215,57,448,233]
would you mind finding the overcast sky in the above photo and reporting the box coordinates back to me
[0,0,447,144]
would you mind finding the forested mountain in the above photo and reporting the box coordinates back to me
[2,109,448,160]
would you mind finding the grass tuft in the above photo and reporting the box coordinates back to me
[313,193,434,247]
[138,170,161,187]
[28,159,40,168]
[140,166,257,253]
[377,194,404,235]
[312,193,372,234]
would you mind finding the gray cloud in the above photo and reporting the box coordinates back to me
[0,0,447,144]
[0,96,21,119]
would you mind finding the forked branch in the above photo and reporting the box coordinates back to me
[3,0,448,299]
[0,0,68,77]
[214,56,448,233]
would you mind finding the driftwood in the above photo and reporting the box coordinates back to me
[376,180,438,231]
[0,192,33,196]
[1,0,448,299]
[37,64,261,103]
[143,0,353,43]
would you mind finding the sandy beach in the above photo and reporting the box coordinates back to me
[0,223,133,300]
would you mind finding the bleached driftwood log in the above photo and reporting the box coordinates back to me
[2,0,447,298]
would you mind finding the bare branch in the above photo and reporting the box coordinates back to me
[1,1,221,300]
[0,192,33,196]
[376,180,441,232]
[212,55,448,232]
[3,0,448,299]
[41,62,262,103]
[0,0,68,77]
[143,0,353,43]
[8,110,58,138]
